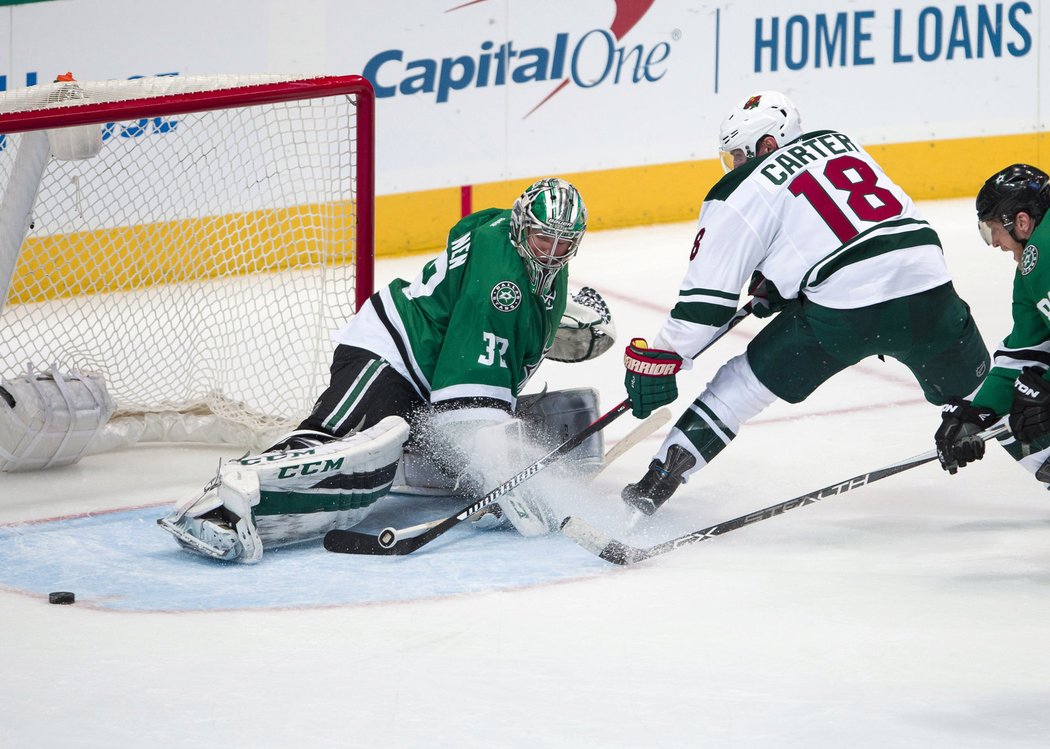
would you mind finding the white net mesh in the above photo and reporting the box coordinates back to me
[0,74,370,444]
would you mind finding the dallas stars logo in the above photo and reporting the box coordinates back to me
[1021,244,1039,275]
[491,281,522,312]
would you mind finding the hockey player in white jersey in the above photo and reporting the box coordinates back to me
[620,91,990,516]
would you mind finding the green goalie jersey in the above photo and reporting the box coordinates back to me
[334,208,568,413]
[972,218,1050,414]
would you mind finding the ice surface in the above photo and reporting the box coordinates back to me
[2,199,1049,748]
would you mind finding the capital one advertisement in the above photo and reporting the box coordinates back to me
[328,0,1044,193]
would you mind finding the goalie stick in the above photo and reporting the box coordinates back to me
[590,407,671,478]
[561,424,1009,565]
[324,398,633,555]
[324,407,669,555]
[324,302,753,557]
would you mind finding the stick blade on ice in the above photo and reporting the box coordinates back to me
[560,516,634,565]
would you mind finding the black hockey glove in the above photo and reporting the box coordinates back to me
[1009,367,1050,443]
[935,397,998,474]
[748,272,789,318]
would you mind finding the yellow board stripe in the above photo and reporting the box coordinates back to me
[376,130,1050,256]
[9,131,1049,304]
[9,202,356,304]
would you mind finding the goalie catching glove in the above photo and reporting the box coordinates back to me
[624,338,684,419]
[547,286,616,363]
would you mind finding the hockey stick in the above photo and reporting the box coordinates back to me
[590,407,671,478]
[324,407,670,556]
[324,302,754,557]
[561,424,1009,565]
[324,398,633,555]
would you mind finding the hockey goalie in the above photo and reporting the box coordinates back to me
[158,177,616,562]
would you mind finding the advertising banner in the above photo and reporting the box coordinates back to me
[1,0,1046,251]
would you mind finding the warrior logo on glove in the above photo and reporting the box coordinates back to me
[623,352,682,376]
[623,338,684,419]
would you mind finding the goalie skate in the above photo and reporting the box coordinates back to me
[159,513,239,561]
[157,466,263,562]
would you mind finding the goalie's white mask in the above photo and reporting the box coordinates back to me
[510,178,587,297]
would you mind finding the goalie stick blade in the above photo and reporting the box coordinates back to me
[324,528,403,555]
[559,516,638,565]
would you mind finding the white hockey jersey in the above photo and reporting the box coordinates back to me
[655,129,951,359]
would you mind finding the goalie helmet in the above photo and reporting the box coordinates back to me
[510,178,587,296]
[976,163,1050,241]
[718,91,802,172]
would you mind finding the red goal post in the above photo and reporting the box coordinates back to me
[0,74,375,449]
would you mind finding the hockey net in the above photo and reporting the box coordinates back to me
[0,74,374,449]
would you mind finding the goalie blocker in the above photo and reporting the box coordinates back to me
[395,386,606,493]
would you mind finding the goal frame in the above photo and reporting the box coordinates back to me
[0,73,375,310]
[0,74,377,454]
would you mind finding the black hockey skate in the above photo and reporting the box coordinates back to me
[621,444,696,516]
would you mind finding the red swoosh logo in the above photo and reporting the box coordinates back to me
[446,0,658,116]
[529,0,656,116]
[610,0,655,40]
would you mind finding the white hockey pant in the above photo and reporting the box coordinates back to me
[657,353,778,482]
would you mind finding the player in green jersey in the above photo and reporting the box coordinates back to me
[618,91,990,519]
[935,164,1050,484]
[160,178,615,562]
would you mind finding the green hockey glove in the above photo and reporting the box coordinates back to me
[624,338,683,419]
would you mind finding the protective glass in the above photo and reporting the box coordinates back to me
[977,220,994,246]
[718,148,747,173]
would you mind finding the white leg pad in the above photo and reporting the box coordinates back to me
[159,416,410,562]
[497,489,560,537]
[0,366,114,472]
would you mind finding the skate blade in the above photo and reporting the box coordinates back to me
[157,517,238,561]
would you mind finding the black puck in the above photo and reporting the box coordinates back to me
[48,591,75,605]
